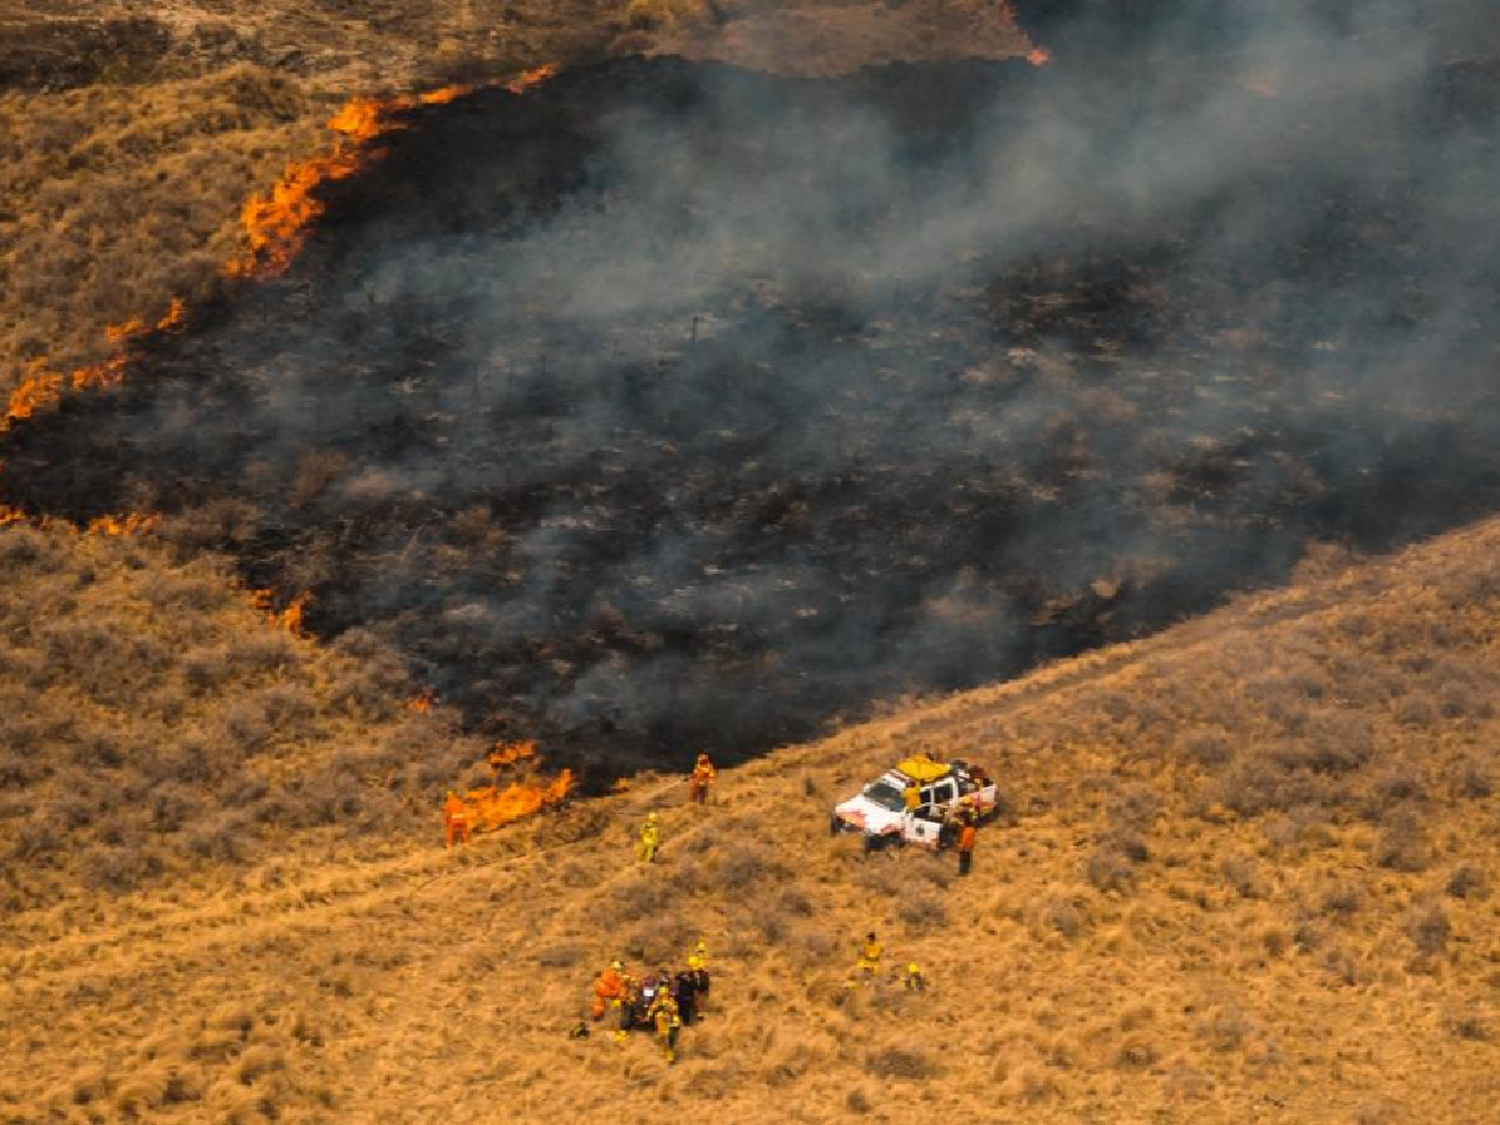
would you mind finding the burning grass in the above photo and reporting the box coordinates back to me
[5,55,1496,790]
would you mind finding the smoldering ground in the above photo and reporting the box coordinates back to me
[3,6,1498,782]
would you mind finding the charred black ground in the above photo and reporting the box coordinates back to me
[5,47,1499,784]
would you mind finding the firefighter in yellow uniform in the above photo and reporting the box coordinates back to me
[849,931,883,986]
[649,989,682,1063]
[638,811,661,863]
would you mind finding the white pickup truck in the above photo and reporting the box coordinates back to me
[830,756,997,851]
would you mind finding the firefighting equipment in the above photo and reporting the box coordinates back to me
[638,812,662,863]
[443,791,471,850]
[904,963,926,991]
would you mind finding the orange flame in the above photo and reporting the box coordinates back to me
[247,588,311,635]
[2,363,65,432]
[85,513,161,537]
[407,687,437,714]
[464,768,575,831]
[1027,46,1053,67]
[0,504,27,529]
[278,590,311,637]
[489,739,537,769]
[504,63,560,95]
[1,296,186,435]
[225,67,552,282]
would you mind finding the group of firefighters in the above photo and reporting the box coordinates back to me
[440,747,985,1064]
[582,941,711,1062]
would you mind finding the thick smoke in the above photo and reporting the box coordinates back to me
[5,5,1498,780]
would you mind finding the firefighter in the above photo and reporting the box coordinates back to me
[957,819,977,876]
[849,931,883,986]
[689,753,717,804]
[686,939,710,1014]
[591,960,627,1021]
[442,790,471,851]
[903,780,920,814]
[638,811,662,863]
[649,988,682,1063]
[904,962,926,991]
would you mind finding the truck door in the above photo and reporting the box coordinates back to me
[907,806,941,846]
[933,780,957,806]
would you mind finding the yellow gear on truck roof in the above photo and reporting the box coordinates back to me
[896,755,950,783]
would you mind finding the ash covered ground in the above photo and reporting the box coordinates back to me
[5,19,1499,782]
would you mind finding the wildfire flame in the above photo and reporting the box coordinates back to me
[504,63,560,95]
[489,739,537,769]
[249,588,312,635]
[1028,46,1053,67]
[86,513,162,537]
[2,297,187,435]
[406,687,437,714]
[226,65,556,282]
[464,769,575,830]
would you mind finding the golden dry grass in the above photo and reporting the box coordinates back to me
[0,66,327,394]
[3,516,1498,1124]
[0,521,477,913]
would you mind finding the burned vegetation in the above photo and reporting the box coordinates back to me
[3,52,1499,783]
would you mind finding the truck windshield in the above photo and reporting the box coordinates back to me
[862,781,905,812]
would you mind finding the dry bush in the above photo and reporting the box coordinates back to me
[1406,900,1452,957]
[1445,863,1489,900]
[864,1036,938,1079]
[1085,846,1137,894]
[1373,811,1433,872]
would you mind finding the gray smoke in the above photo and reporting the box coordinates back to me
[5,4,1497,778]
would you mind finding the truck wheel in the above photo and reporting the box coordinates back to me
[829,814,841,837]
[862,834,878,855]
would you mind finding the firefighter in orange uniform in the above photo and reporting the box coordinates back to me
[591,960,628,1021]
[443,790,471,851]
[689,753,717,804]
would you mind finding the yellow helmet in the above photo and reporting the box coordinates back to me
[907,963,921,974]
[695,940,707,952]
[610,960,623,971]
[647,811,659,822]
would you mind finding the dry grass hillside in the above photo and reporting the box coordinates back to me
[0,520,481,914]
[0,67,327,390]
[4,517,1497,1125]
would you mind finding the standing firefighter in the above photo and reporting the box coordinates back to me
[957,820,977,876]
[849,931,883,986]
[685,939,710,1017]
[591,960,628,1022]
[649,988,682,1063]
[689,753,717,805]
[638,811,662,863]
[442,790,471,851]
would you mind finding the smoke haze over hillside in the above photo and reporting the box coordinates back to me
[3,5,1498,780]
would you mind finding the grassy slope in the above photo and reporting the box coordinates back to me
[0,522,482,914]
[3,516,1497,1124]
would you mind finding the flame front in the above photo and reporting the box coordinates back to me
[465,768,575,830]
[504,63,559,95]
[86,513,162,537]
[489,739,537,768]
[406,687,437,714]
